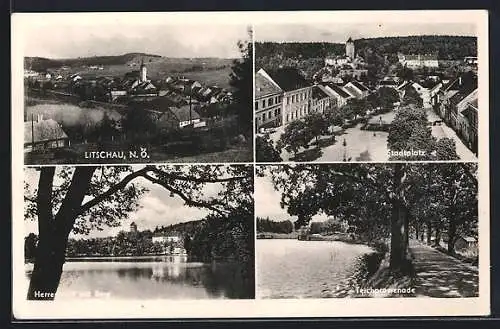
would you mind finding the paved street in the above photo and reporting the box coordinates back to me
[409,240,479,298]
[426,109,477,160]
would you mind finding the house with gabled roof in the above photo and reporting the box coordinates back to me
[255,69,284,131]
[343,80,370,99]
[311,85,336,114]
[24,115,69,152]
[260,67,312,126]
[324,83,352,108]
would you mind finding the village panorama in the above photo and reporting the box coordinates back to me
[255,32,478,162]
[23,36,253,164]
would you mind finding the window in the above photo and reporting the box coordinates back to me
[255,101,258,110]
[287,96,290,105]
[269,98,274,106]
[262,112,266,121]
[286,114,289,122]
[262,100,265,108]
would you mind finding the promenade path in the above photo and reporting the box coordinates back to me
[409,240,479,297]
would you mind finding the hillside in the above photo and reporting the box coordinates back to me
[153,219,204,236]
[256,35,477,60]
[25,53,162,71]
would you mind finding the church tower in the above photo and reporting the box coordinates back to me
[140,58,147,82]
[346,37,355,60]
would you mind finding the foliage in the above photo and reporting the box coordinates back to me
[229,27,253,132]
[256,134,283,162]
[277,120,313,156]
[401,85,423,108]
[256,217,293,234]
[304,112,329,144]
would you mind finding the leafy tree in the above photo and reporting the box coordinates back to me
[304,112,329,144]
[229,27,253,133]
[24,233,38,260]
[256,134,282,162]
[277,120,313,157]
[23,165,253,300]
[401,85,423,108]
[435,138,460,160]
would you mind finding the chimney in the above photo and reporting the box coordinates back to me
[459,76,462,86]
[37,114,43,122]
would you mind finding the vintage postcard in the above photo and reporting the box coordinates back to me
[12,10,489,319]
[15,13,253,165]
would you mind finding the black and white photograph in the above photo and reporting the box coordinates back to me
[254,23,479,162]
[22,164,254,301]
[256,163,478,298]
[19,14,253,164]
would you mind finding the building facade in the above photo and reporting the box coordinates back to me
[398,53,439,68]
[255,69,284,131]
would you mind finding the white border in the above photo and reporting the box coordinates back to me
[12,10,490,319]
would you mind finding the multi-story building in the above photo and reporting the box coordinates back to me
[261,68,312,126]
[311,85,336,114]
[397,53,439,68]
[255,69,284,131]
[456,89,478,154]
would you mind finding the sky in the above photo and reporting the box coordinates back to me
[255,22,476,43]
[255,174,327,223]
[22,22,249,59]
[23,167,219,239]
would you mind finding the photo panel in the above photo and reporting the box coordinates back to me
[14,164,255,317]
[15,13,253,165]
[254,16,483,163]
[255,162,486,305]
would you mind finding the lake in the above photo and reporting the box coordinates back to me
[256,239,373,298]
[24,256,253,300]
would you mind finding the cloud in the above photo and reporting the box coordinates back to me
[255,22,476,42]
[24,23,248,59]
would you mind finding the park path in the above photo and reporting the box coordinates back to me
[409,240,479,297]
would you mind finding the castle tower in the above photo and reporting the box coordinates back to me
[346,37,355,60]
[130,221,137,232]
[140,58,147,82]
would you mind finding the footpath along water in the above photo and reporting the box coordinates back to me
[256,239,374,298]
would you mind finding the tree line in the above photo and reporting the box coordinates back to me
[256,217,293,234]
[256,36,476,61]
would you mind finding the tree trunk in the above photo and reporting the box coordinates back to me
[447,214,457,255]
[426,221,432,245]
[389,163,409,272]
[27,167,96,300]
[435,227,442,247]
[390,200,409,271]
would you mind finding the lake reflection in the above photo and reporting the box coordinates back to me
[25,256,253,300]
[257,239,373,298]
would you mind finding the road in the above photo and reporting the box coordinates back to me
[409,240,479,298]
[426,109,477,161]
